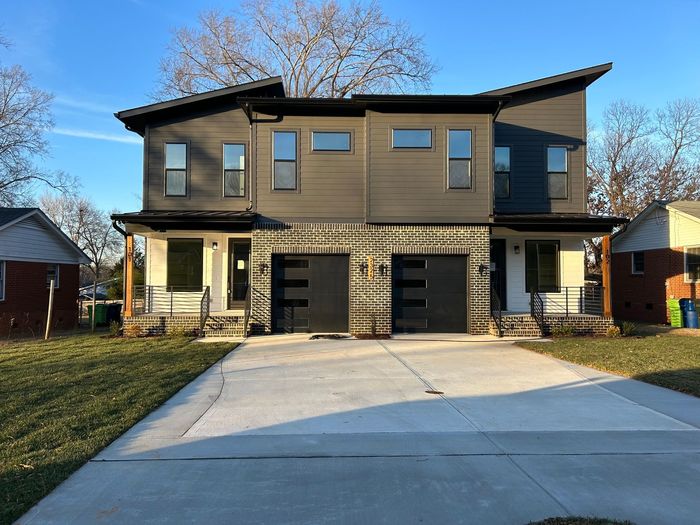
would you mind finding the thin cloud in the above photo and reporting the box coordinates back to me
[52,128,142,145]
[54,96,116,115]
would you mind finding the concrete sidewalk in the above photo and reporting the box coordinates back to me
[19,334,700,524]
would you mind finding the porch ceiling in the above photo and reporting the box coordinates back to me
[491,213,627,233]
[111,210,256,232]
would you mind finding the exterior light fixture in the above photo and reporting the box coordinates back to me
[478,263,489,276]
[513,244,520,254]
[359,262,368,275]
[258,262,269,275]
[378,263,389,276]
[212,242,219,251]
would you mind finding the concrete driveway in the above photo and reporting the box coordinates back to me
[20,334,700,524]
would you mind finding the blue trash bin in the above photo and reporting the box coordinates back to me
[685,300,698,329]
[679,299,692,327]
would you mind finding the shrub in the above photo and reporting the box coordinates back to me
[606,325,621,338]
[168,325,196,338]
[620,321,637,337]
[551,324,576,337]
[123,324,143,338]
[108,321,122,337]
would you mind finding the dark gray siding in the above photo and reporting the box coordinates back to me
[494,80,586,214]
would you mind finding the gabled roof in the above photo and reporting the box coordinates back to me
[611,200,700,242]
[0,207,91,264]
[480,63,613,96]
[115,77,286,136]
[667,200,700,221]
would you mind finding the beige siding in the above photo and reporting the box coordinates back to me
[146,105,251,211]
[254,115,366,221]
[366,112,492,222]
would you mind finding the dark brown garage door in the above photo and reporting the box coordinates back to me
[392,255,468,333]
[271,255,350,333]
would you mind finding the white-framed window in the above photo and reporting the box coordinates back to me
[223,143,245,197]
[447,129,472,189]
[631,251,645,274]
[547,146,568,199]
[0,260,5,301]
[685,246,700,282]
[47,264,60,289]
[165,142,187,196]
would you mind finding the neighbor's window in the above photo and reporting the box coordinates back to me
[312,131,351,152]
[165,143,187,196]
[525,240,560,293]
[273,131,297,190]
[167,239,203,291]
[494,146,510,198]
[223,144,245,197]
[0,260,5,301]
[392,129,432,149]
[448,129,472,189]
[547,146,568,199]
[686,246,700,282]
[46,264,60,289]
[632,251,645,274]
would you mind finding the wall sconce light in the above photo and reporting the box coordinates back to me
[258,262,269,275]
[513,244,520,255]
[378,263,389,276]
[358,262,368,275]
[478,263,489,276]
[212,242,219,251]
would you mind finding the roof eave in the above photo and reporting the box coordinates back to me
[480,63,613,96]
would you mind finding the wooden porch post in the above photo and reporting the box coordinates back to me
[601,235,612,318]
[124,233,134,317]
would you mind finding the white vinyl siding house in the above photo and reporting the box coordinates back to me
[0,215,83,264]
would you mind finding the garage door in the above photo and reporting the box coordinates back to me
[392,255,468,333]
[271,255,349,333]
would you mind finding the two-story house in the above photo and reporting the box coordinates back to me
[112,63,624,337]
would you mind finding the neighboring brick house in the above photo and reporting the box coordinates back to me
[611,201,700,324]
[0,208,90,337]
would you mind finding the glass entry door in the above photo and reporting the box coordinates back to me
[228,239,250,309]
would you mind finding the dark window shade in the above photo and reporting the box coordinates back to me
[167,239,203,291]
[687,247,700,281]
[526,241,560,293]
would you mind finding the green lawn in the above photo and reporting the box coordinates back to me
[519,334,700,397]
[0,333,236,525]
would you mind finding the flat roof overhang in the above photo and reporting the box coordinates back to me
[111,210,256,232]
[491,213,628,233]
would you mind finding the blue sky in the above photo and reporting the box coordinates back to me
[2,0,699,212]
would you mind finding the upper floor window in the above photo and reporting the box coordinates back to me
[525,240,560,293]
[0,260,5,301]
[47,264,60,289]
[165,143,187,196]
[447,129,472,189]
[392,129,432,149]
[547,146,568,199]
[685,246,700,282]
[223,144,245,197]
[494,146,510,198]
[632,251,645,274]
[273,131,298,190]
[312,131,351,152]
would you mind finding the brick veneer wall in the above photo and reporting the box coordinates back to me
[250,222,491,335]
[612,247,699,324]
[489,314,615,337]
[123,315,200,336]
[0,261,80,337]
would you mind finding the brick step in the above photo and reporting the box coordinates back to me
[203,315,246,337]
[490,316,543,337]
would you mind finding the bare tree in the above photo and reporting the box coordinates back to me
[586,98,700,270]
[156,0,438,99]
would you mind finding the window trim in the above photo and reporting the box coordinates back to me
[631,251,645,275]
[446,128,474,191]
[163,141,189,198]
[310,130,353,154]
[166,238,204,290]
[684,245,700,283]
[494,145,511,199]
[546,145,569,200]
[525,240,561,293]
[47,263,60,289]
[222,142,247,198]
[0,260,5,301]
[391,127,434,150]
[272,129,300,192]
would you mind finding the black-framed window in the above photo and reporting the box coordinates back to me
[632,251,645,274]
[165,143,187,196]
[223,143,245,197]
[547,146,568,199]
[46,264,60,289]
[0,260,5,300]
[167,239,203,291]
[448,129,472,189]
[392,129,432,149]
[312,131,351,152]
[273,131,297,190]
[526,240,560,293]
[686,247,700,282]
[494,146,510,198]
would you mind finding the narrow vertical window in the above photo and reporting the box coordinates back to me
[632,252,645,274]
[494,146,510,198]
[46,264,60,289]
[223,144,245,197]
[273,131,297,190]
[165,143,187,196]
[448,129,472,189]
[547,146,568,199]
[686,247,700,282]
[525,241,560,293]
[0,260,5,300]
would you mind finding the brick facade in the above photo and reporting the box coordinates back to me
[612,247,699,324]
[250,222,491,335]
[123,315,200,336]
[0,261,80,337]
[489,314,614,337]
